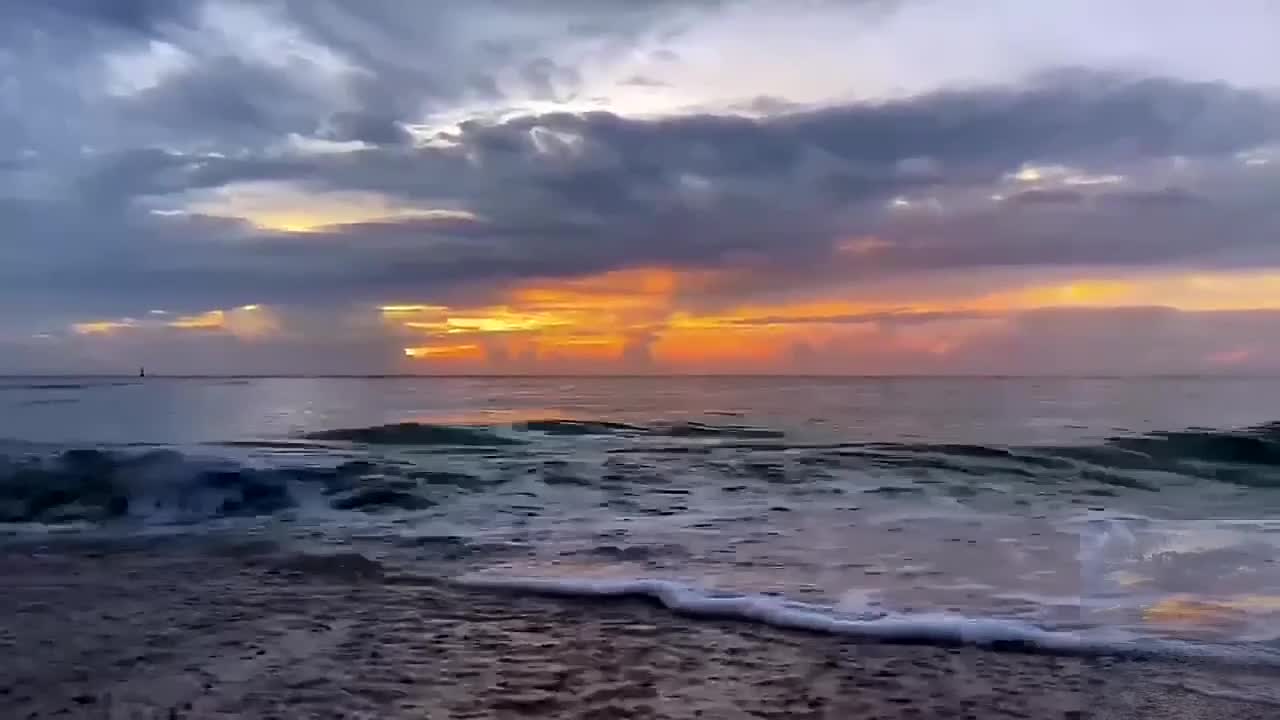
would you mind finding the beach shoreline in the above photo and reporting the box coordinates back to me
[2,535,1278,719]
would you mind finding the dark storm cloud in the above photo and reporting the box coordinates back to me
[3,0,1279,317]
[1006,189,1088,206]
[1005,187,1207,207]
[4,69,1279,317]
[309,72,1276,222]
[59,0,720,151]
[322,112,413,147]
[125,58,327,143]
[0,0,717,163]
[873,180,1280,273]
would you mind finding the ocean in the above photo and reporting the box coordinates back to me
[3,376,1280,667]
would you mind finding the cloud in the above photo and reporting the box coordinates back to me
[945,308,1280,376]
[5,0,1280,372]
[7,72,1273,316]
[0,0,197,44]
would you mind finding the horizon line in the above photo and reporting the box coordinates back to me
[4,373,1280,380]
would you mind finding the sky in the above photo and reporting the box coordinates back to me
[2,0,1280,375]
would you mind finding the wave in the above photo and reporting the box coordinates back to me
[301,418,1280,474]
[456,575,1280,667]
[1047,423,1280,473]
[515,418,784,439]
[656,421,786,439]
[208,440,333,449]
[826,423,1280,491]
[0,449,458,525]
[302,418,786,446]
[19,398,80,406]
[515,419,647,436]
[282,418,1280,496]
[8,419,1280,528]
[305,422,524,446]
[0,381,140,391]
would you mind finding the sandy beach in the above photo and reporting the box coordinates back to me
[0,535,1275,720]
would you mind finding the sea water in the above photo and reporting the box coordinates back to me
[3,376,1280,664]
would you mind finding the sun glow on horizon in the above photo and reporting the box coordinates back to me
[69,304,279,340]
[63,267,1280,372]
[403,344,483,360]
[385,267,1280,371]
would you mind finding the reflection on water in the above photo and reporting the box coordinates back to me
[1076,518,1280,642]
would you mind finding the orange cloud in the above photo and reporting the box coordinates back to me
[389,267,709,366]
[168,310,226,330]
[403,344,484,361]
[168,304,278,339]
[72,319,138,335]
[835,236,893,257]
[1206,347,1256,367]
[378,267,1280,372]
[71,304,279,340]
[972,272,1280,313]
[183,181,481,233]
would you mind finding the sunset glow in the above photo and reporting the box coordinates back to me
[361,264,1280,372]
[72,320,139,336]
[182,182,482,233]
[69,305,279,342]
[7,0,1280,375]
[11,5,1280,708]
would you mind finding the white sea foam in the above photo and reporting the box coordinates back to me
[456,574,1280,667]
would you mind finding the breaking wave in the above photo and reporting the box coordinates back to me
[305,422,524,446]
[515,419,648,436]
[878,422,1280,489]
[0,448,469,525]
[6,420,1280,528]
[306,419,787,444]
[300,417,1280,475]
[523,418,786,439]
[456,575,1280,667]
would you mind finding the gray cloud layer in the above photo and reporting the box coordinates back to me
[7,71,1277,313]
[2,0,1279,372]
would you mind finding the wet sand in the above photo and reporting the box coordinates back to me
[1,536,1277,719]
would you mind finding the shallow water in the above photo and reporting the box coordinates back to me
[2,376,1280,661]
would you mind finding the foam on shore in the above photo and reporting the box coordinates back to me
[457,574,1280,667]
